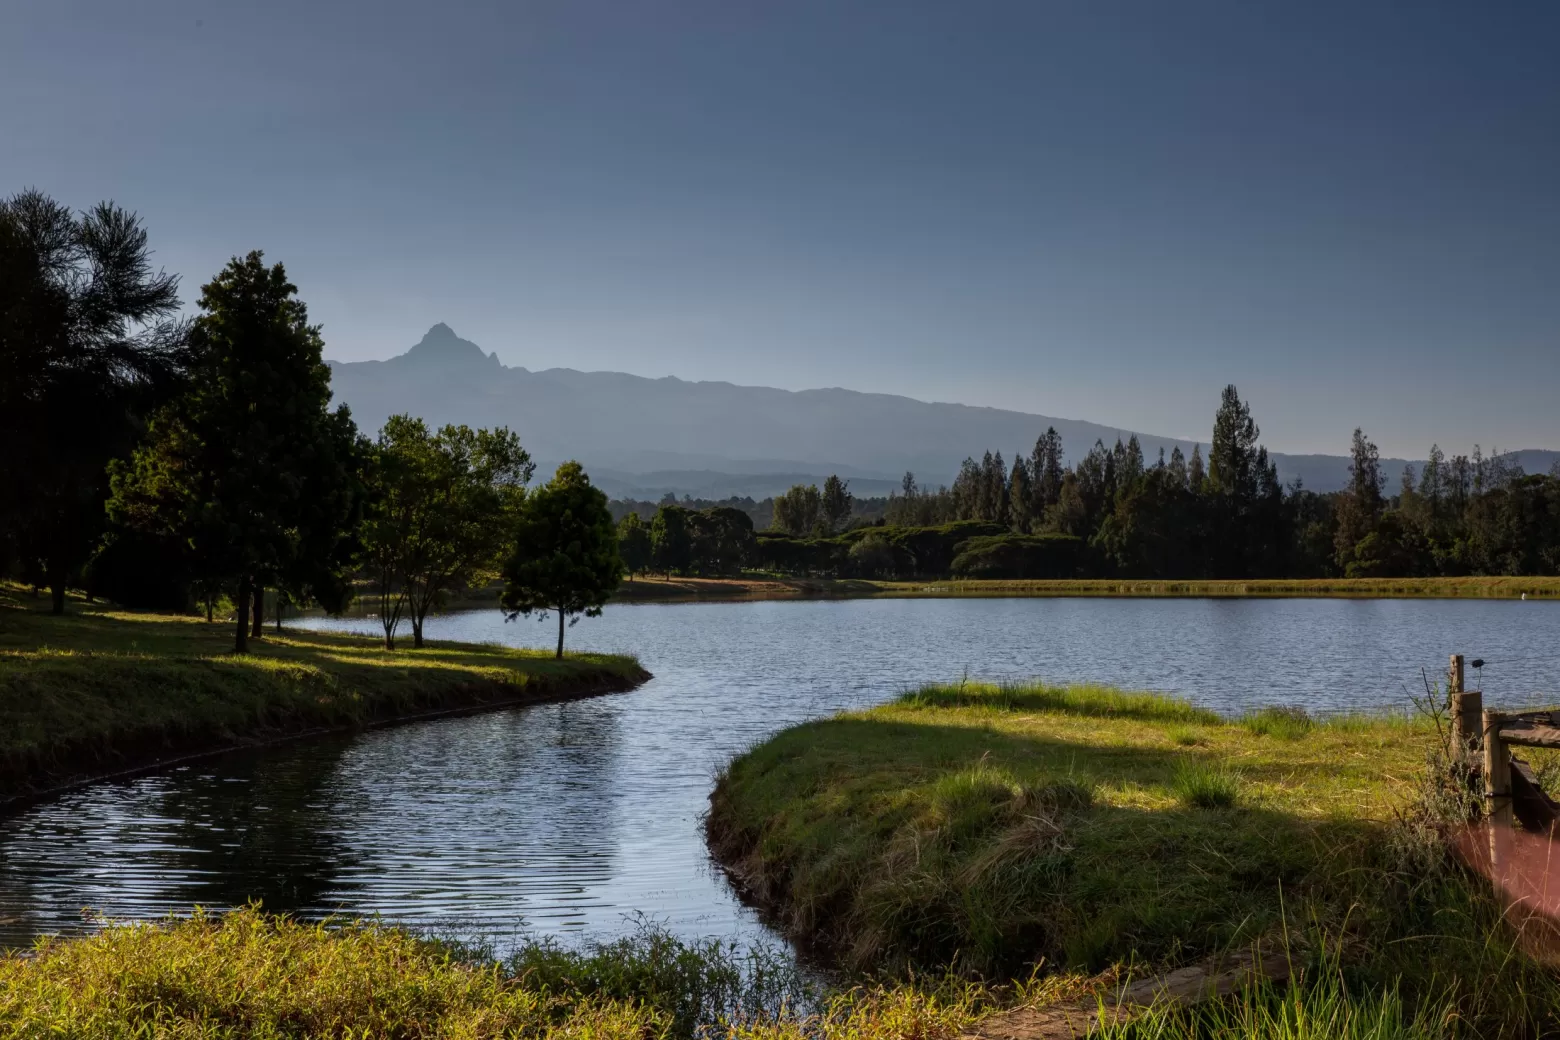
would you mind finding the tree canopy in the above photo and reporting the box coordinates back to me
[501,462,623,658]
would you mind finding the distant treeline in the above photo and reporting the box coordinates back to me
[616,385,1560,581]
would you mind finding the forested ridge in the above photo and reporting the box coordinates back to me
[618,387,1560,581]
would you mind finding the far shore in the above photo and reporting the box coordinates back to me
[426,573,1560,607]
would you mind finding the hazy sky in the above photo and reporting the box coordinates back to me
[5,1,1558,457]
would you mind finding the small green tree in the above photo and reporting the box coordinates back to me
[501,462,623,658]
[617,511,651,580]
[359,415,532,649]
[821,474,853,534]
[650,504,692,576]
[771,484,821,535]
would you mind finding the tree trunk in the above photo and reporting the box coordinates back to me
[412,615,424,649]
[50,580,65,616]
[251,586,264,639]
[206,597,214,623]
[556,609,565,659]
[235,575,251,653]
[275,593,283,633]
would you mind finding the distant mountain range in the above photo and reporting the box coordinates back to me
[326,324,1559,499]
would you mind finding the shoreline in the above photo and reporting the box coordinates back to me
[348,574,1560,616]
[1,666,648,812]
[0,586,650,806]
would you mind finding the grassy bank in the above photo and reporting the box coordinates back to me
[0,584,648,800]
[708,681,1560,1034]
[0,906,976,1039]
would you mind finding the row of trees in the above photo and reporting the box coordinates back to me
[616,505,757,578]
[875,387,1560,579]
[3,191,623,656]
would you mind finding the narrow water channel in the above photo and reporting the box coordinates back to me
[2,596,1556,950]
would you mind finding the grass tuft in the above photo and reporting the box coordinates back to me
[1169,758,1240,809]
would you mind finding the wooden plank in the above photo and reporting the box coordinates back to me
[1498,722,1560,750]
[1510,758,1560,833]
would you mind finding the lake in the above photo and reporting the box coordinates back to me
[2,596,1556,950]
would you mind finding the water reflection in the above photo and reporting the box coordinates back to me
[3,596,1557,949]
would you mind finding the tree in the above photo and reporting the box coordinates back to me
[1,190,186,614]
[1030,427,1065,515]
[501,462,623,658]
[617,511,651,580]
[771,484,822,536]
[1207,384,1263,500]
[108,252,353,652]
[821,475,853,534]
[1008,457,1034,532]
[1333,427,1385,571]
[650,504,693,575]
[358,415,532,649]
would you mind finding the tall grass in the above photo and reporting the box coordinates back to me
[1094,973,1457,1040]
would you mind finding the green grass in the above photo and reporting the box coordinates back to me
[0,584,648,799]
[1169,758,1241,809]
[1240,706,1316,741]
[707,679,1560,1034]
[0,906,979,1040]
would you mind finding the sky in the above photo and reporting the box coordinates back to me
[4,1,1558,458]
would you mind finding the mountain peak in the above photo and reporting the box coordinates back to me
[401,323,500,366]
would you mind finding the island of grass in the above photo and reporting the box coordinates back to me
[0,584,648,801]
[708,680,1560,1033]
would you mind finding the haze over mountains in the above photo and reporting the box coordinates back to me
[326,325,1558,499]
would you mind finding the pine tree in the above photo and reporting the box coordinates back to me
[108,252,355,652]
[1030,427,1065,513]
[1188,444,1206,489]
[821,474,853,534]
[1008,457,1033,532]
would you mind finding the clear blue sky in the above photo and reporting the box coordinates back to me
[5,1,1557,457]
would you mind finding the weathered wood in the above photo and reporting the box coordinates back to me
[1497,720,1560,750]
[1450,654,1465,696]
[1510,758,1560,833]
[1453,690,1484,757]
[1485,709,1513,828]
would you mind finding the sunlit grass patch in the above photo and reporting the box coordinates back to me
[1241,706,1315,741]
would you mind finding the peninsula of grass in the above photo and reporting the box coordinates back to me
[708,680,1560,1033]
[0,584,648,801]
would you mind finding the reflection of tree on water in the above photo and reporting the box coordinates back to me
[152,737,364,916]
[307,699,625,928]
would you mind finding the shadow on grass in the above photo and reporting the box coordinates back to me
[711,716,1390,978]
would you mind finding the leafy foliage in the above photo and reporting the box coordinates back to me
[501,462,623,657]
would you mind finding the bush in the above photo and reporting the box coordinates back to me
[949,533,1087,579]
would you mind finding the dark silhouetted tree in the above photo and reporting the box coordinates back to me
[2,190,185,614]
[617,510,651,580]
[501,462,623,658]
[821,474,853,534]
[108,252,352,652]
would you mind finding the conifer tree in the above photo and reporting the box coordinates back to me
[1008,457,1033,532]
[109,252,355,652]
[821,474,853,534]
[616,511,651,580]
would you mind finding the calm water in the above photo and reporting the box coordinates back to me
[2,596,1557,949]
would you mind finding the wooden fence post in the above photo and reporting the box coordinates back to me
[1450,655,1483,759]
[1484,709,1512,828]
